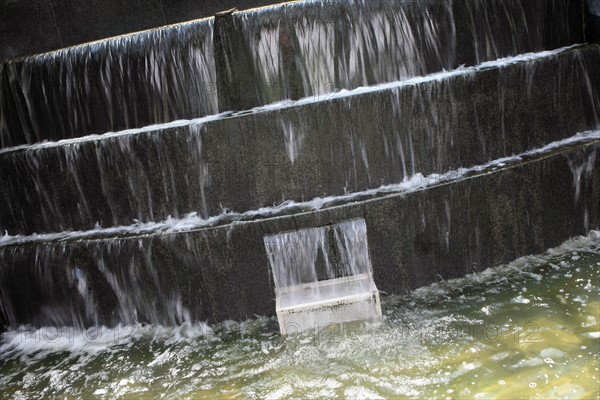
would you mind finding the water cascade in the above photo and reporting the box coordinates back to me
[0,0,598,337]
[0,0,583,148]
[1,46,598,236]
[264,219,381,334]
[0,21,217,147]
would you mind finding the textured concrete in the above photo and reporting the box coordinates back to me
[1,45,598,235]
[588,0,600,41]
[214,10,262,112]
[588,0,600,15]
[0,0,63,62]
[590,14,600,42]
[1,139,598,328]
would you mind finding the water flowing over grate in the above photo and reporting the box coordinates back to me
[264,218,381,335]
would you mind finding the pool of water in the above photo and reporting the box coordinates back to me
[1,232,599,399]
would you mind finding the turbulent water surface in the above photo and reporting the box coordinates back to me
[1,232,599,399]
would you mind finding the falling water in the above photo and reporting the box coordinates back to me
[0,121,213,235]
[567,143,599,231]
[279,117,306,164]
[1,46,597,236]
[0,234,207,329]
[240,0,456,102]
[265,221,371,289]
[238,0,578,105]
[0,0,581,148]
[1,129,598,249]
[264,219,379,333]
[92,239,193,326]
[0,245,96,329]
[0,19,217,148]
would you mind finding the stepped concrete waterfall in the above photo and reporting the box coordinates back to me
[1,0,600,397]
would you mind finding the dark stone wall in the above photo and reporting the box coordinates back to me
[0,0,586,148]
[0,0,290,62]
[0,0,597,330]
[1,139,598,328]
[1,45,597,235]
[589,0,600,41]
[590,14,600,42]
[589,0,600,15]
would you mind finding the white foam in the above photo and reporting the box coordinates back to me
[0,321,217,363]
[0,230,597,397]
[0,317,278,364]
[0,113,229,155]
[0,212,223,246]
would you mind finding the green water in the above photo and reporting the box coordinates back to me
[1,232,599,399]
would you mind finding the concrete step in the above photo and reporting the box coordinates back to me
[1,45,598,236]
[0,0,584,148]
[1,133,598,327]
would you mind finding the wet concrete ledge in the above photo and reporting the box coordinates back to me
[1,45,598,236]
[1,139,598,328]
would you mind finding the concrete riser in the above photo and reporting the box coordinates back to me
[1,141,598,328]
[1,46,598,236]
[0,0,584,148]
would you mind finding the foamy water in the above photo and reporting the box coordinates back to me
[2,231,599,398]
